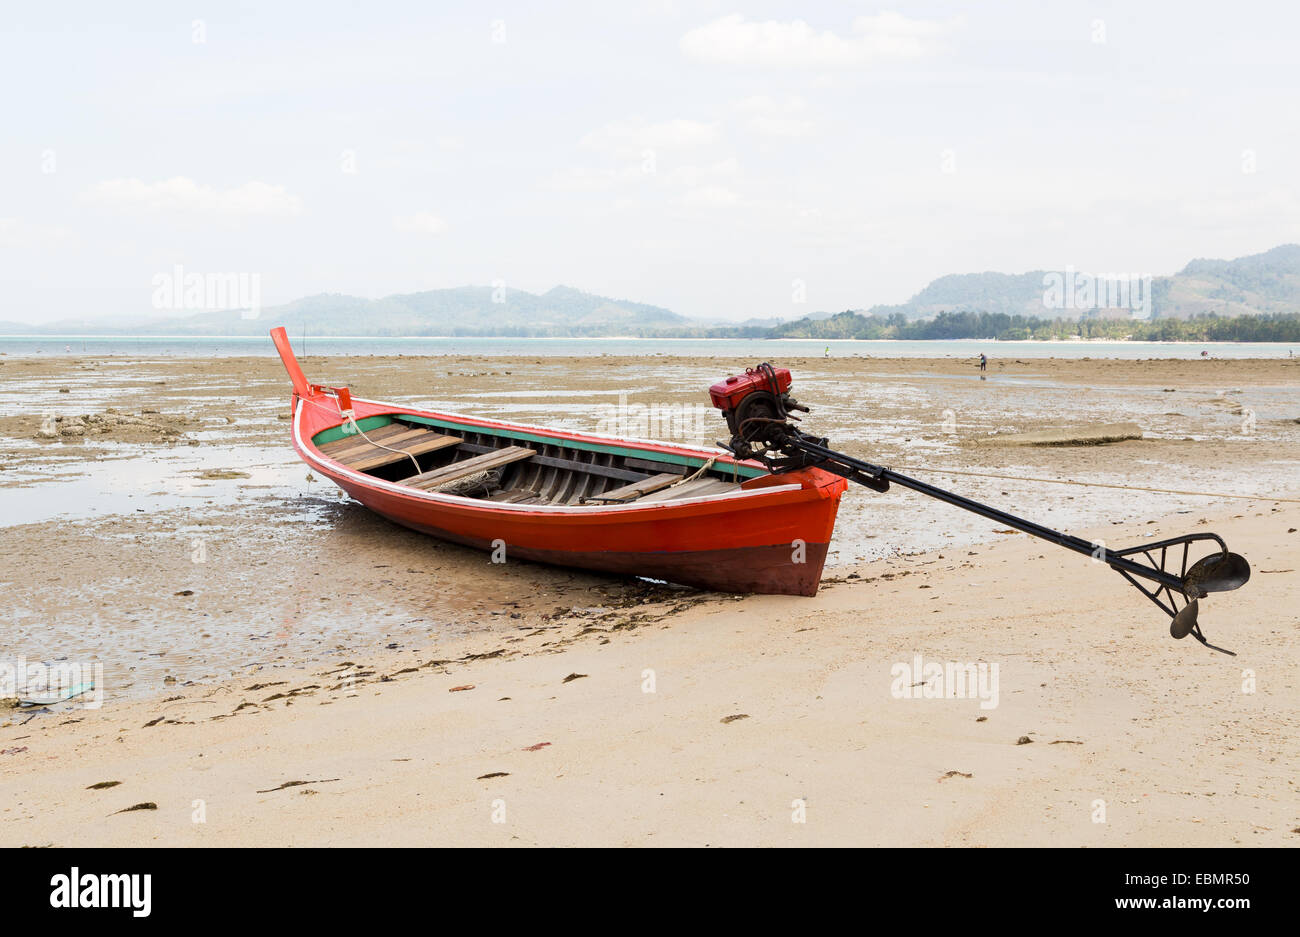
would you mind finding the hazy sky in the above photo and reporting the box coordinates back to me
[3,1,1298,323]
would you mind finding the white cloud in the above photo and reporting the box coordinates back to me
[735,93,805,112]
[395,212,448,235]
[0,217,72,248]
[664,158,740,187]
[88,177,302,216]
[748,115,815,137]
[581,118,721,157]
[735,94,814,137]
[678,185,742,207]
[546,165,647,193]
[549,157,738,194]
[680,12,955,68]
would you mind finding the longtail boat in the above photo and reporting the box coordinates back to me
[271,327,847,595]
[273,327,1254,652]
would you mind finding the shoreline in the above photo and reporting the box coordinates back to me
[2,333,1296,346]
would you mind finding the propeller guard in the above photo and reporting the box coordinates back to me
[1105,534,1248,655]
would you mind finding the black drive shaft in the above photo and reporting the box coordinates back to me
[789,435,1189,593]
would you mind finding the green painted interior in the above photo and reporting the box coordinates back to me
[395,412,764,478]
[311,415,393,445]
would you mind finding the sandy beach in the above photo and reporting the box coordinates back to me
[1,353,1298,847]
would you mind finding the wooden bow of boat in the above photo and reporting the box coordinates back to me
[270,326,846,595]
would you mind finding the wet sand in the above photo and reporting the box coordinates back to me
[1,354,1298,846]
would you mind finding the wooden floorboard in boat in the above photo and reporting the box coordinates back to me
[316,421,414,449]
[623,456,689,476]
[343,433,465,472]
[636,477,739,502]
[319,424,428,459]
[403,446,536,491]
[457,441,649,484]
[586,473,682,503]
[315,426,421,457]
[487,488,543,503]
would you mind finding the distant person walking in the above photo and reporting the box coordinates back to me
[978,353,987,372]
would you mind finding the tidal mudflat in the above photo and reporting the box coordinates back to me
[1,353,1296,846]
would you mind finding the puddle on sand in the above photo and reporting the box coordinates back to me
[0,444,313,527]
[0,495,599,708]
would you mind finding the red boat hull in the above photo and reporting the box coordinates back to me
[330,469,839,595]
[273,328,846,595]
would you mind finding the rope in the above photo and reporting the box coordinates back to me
[889,464,1300,503]
[303,393,422,475]
[342,417,423,475]
[673,454,719,486]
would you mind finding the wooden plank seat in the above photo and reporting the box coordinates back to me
[347,433,464,472]
[583,472,682,504]
[321,425,465,472]
[487,488,545,504]
[402,446,536,492]
[317,422,421,456]
[635,477,739,502]
[456,441,650,483]
[319,424,434,460]
[622,456,688,476]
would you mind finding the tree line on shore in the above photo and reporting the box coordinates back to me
[742,310,1300,343]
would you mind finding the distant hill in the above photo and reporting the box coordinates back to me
[888,271,1050,319]
[769,247,1300,340]
[3,245,1297,337]
[1157,244,1300,318]
[769,308,1300,342]
[770,310,876,339]
[185,284,692,337]
[841,244,1300,323]
[5,285,690,338]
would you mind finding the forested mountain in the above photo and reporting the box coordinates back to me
[4,246,1298,338]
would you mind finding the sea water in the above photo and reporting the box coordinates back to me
[1,335,1296,359]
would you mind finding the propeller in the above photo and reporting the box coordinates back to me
[1182,551,1251,597]
[1170,599,1199,639]
[1163,550,1250,654]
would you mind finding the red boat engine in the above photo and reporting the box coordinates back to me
[708,362,808,460]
